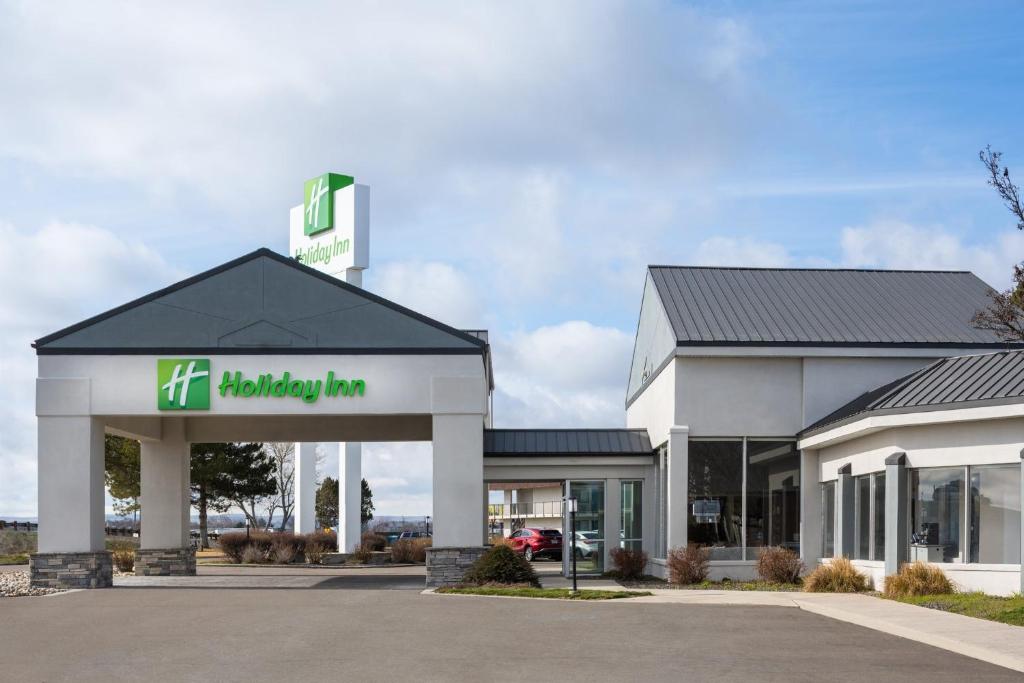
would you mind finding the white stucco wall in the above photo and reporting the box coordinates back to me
[625,359,675,447]
[801,356,935,427]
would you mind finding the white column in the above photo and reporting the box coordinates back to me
[294,442,318,534]
[432,414,485,547]
[666,425,689,551]
[799,448,821,566]
[37,416,105,553]
[338,442,361,552]
[140,417,190,549]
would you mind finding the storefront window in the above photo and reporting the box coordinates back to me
[570,481,605,573]
[970,465,1021,564]
[746,441,800,556]
[911,468,965,563]
[688,441,743,560]
[855,476,871,560]
[821,481,836,558]
[620,480,643,551]
[872,473,885,561]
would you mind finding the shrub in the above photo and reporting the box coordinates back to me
[248,532,274,562]
[884,562,954,597]
[0,531,37,555]
[755,546,804,584]
[667,545,710,585]
[391,539,416,563]
[109,541,135,573]
[411,538,431,563]
[803,557,869,593]
[305,541,328,564]
[610,547,649,580]
[361,532,387,551]
[272,543,297,564]
[489,535,513,548]
[351,544,373,564]
[270,533,304,564]
[462,545,540,587]
[241,544,263,564]
[218,533,249,563]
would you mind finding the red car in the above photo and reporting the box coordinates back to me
[508,528,563,561]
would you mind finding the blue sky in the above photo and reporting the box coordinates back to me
[1,1,1022,517]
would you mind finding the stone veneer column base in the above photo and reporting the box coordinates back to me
[135,547,197,576]
[425,546,489,588]
[30,551,113,589]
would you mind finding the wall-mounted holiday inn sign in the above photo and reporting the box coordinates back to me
[157,359,366,411]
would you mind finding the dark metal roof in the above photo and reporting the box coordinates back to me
[34,248,486,355]
[648,266,1016,347]
[803,349,1024,435]
[484,429,653,457]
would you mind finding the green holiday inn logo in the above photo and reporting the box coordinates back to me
[157,359,211,410]
[303,172,354,236]
[157,358,366,410]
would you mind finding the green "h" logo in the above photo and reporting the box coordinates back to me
[303,173,355,236]
[157,359,211,410]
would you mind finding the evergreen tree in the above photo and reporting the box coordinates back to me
[104,435,141,522]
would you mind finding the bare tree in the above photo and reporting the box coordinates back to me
[973,147,1024,341]
[265,442,296,531]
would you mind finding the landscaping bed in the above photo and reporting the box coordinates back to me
[0,553,29,565]
[887,593,1024,627]
[0,570,65,598]
[619,576,803,592]
[437,586,650,600]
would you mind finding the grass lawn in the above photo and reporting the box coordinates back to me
[621,577,802,592]
[0,553,29,565]
[889,593,1024,627]
[436,586,651,600]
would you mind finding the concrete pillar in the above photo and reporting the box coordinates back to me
[37,416,105,554]
[885,452,908,577]
[140,417,190,549]
[800,448,821,565]
[294,442,318,534]
[666,426,689,551]
[338,442,361,552]
[431,413,484,547]
[836,463,855,557]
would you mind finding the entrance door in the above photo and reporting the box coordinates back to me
[564,480,605,575]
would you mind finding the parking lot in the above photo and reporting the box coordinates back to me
[1,565,1020,682]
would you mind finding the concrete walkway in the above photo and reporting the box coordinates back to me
[620,589,1024,674]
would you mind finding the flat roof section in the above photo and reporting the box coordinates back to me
[484,429,653,457]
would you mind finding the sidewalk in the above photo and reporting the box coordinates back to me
[624,588,1024,674]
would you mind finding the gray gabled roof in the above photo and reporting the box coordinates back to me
[484,429,653,457]
[803,349,1024,435]
[648,266,1015,347]
[34,248,486,355]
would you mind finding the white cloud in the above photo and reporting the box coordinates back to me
[692,236,792,267]
[370,261,484,329]
[839,220,1024,288]
[493,321,633,427]
[0,221,183,516]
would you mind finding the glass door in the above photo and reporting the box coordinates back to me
[568,481,605,574]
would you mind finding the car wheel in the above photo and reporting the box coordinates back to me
[524,546,534,561]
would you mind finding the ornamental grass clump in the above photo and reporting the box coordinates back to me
[610,547,649,580]
[109,541,135,573]
[218,533,249,563]
[803,557,869,593]
[361,532,387,551]
[884,562,954,597]
[350,544,373,564]
[667,545,710,585]
[462,545,541,588]
[755,546,804,584]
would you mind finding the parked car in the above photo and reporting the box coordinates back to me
[571,530,599,559]
[508,528,562,561]
[398,530,432,540]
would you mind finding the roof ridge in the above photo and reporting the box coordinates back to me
[648,264,974,275]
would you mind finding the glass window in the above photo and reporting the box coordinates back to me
[821,481,836,558]
[970,465,1021,564]
[873,473,886,561]
[746,441,801,557]
[855,476,871,560]
[911,468,965,563]
[688,441,743,560]
[620,480,642,551]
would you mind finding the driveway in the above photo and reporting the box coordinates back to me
[1,566,1019,682]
